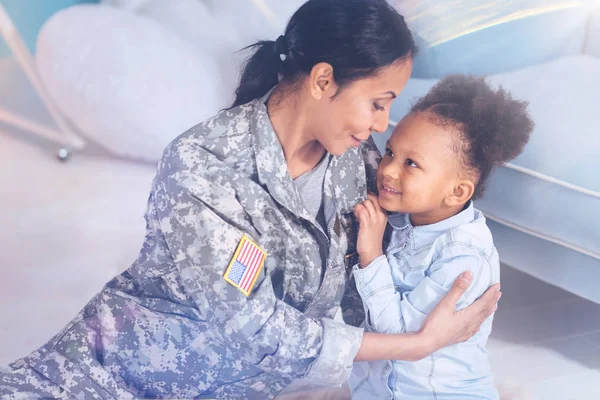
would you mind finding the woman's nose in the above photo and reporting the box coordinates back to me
[371,109,391,133]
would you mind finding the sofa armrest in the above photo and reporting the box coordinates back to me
[584,5,600,58]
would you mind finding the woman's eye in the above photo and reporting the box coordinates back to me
[405,158,418,168]
[373,103,384,112]
[385,148,393,157]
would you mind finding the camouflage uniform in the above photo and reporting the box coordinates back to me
[0,95,378,399]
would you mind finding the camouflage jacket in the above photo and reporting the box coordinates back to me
[12,96,380,399]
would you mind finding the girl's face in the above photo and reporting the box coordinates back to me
[377,112,468,226]
[310,59,413,156]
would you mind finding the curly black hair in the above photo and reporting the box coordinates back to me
[411,75,534,199]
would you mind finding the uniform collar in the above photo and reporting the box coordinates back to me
[324,145,369,215]
[251,91,368,218]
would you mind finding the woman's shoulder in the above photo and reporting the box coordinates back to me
[192,102,255,142]
[159,102,257,170]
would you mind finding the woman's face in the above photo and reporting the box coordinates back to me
[310,59,413,156]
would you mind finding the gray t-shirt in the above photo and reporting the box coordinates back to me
[294,154,330,229]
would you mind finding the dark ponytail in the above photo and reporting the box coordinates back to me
[231,0,417,108]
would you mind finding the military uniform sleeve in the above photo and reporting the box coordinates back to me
[361,137,382,194]
[340,138,381,327]
[340,272,366,327]
[152,142,362,386]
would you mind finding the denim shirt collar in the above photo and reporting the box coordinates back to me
[387,201,475,250]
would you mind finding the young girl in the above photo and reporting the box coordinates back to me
[349,75,534,399]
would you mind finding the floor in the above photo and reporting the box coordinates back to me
[488,266,600,400]
[1,57,599,400]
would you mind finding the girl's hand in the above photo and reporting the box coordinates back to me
[353,194,387,268]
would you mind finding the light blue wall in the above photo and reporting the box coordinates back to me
[0,0,98,57]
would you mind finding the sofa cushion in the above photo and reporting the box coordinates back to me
[389,0,590,78]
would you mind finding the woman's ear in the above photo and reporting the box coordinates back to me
[309,62,337,99]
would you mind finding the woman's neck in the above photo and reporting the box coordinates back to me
[267,86,326,179]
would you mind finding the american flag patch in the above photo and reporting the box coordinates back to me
[223,236,266,296]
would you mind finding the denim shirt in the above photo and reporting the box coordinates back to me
[349,202,500,399]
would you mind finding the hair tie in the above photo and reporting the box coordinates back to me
[275,35,289,61]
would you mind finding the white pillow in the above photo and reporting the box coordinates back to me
[133,0,243,55]
[36,4,227,162]
[585,5,600,58]
[100,0,148,12]
[205,0,306,45]
[102,0,245,103]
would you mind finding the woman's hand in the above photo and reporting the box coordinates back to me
[354,272,501,363]
[353,194,387,268]
[419,271,502,354]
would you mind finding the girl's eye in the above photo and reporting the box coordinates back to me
[373,103,384,112]
[406,158,418,168]
[385,148,393,157]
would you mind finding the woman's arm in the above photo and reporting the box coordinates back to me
[354,271,501,362]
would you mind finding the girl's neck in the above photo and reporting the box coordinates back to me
[409,203,467,227]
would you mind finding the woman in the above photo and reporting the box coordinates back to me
[0,1,500,399]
